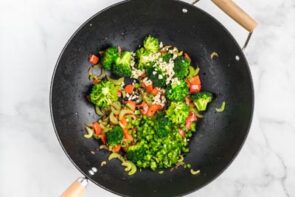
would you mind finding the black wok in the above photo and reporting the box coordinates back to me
[50,0,256,196]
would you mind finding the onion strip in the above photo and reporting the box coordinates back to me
[84,126,94,138]
[190,169,200,175]
[215,101,226,112]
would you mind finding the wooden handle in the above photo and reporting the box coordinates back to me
[211,0,257,32]
[61,178,88,197]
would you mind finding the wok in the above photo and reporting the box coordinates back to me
[50,0,256,196]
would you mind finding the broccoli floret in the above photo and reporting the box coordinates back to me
[136,47,152,70]
[127,141,147,163]
[101,47,119,70]
[146,66,167,88]
[143,35,160,53]
[112,51,132,77]
[166,80,189,101]
[173,56,190,79]
[192,92,213,111]
[166,102,189,125]
[106,126,123,145]
[90,80,119,108]
[161,53,172,63]
[154,113,172,138]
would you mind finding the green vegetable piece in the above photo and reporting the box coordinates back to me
[127,141,147,163]
[174,56,190,79]
[112,51,132,77]
[166,102,189,125]
[101,47,119,70]
[90,80,119,108]
[146,66,167,88]
[215,101,226,112]
[106,126,123,145]
[136,47,152,70]
[155,113,172,138]
[187,66,200,79]
[192,92,213,112]
[143,35,160,53]
[162,53,172,63]
[166,80,189,101]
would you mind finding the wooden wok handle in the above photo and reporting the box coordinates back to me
[211,0,257,32]
[61,177,88,197]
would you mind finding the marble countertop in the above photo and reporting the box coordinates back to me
[1,0,294,196]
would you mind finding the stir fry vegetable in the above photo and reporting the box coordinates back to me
[84,35,214,175]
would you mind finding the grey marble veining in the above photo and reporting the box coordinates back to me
[1,0,295,196]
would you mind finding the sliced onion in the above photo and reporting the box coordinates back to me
[210,51,219,59]
[190,169,200,175]
[100,161,107,167]
[127,162,137,176]
[95,106,103,116]
[110,112,118,125]
[111,101,121,115]
[99,145,108,150]
[119,109,134,121]
[84,126,94,138]
[122,161,132,172]
[108,153,124,162]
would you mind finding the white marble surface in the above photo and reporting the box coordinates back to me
[1,0,295,196]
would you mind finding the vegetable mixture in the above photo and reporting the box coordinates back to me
[85,35,214,174]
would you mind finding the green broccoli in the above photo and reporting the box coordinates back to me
[143,35,160,53]
[127,141,147,163]
[192,92,213,111]
[101,47,119,70]
[154,113,172,138]
[173,56,190,79]
[90,80,119,108]
[161,53,172,63]
[136,47,152,70]
[106,126,123,145]
[112,51,132,77]
[166,102,189,125]
[166,80,189,101]
[146,66,167,88]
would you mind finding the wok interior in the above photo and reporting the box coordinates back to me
[51,0,254,196]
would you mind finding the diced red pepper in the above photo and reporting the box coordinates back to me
[112,144,121,153]
[190,84,201,93]
[151,88,159,96]
[185,112,197,129]
[117,90,122,97]
[184,52,191,61]
[93,122,102,135]
[88,54,99,65]
[188,75,202,93]
[125,84,134,94]
[145,84,154,93]
[178,129,186,138]
[119,118,127,128]
[138,102,149,115]
[189,75,201,85]
[123,128,133,142]
[146,104,162,117]
[100,132,107,144]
